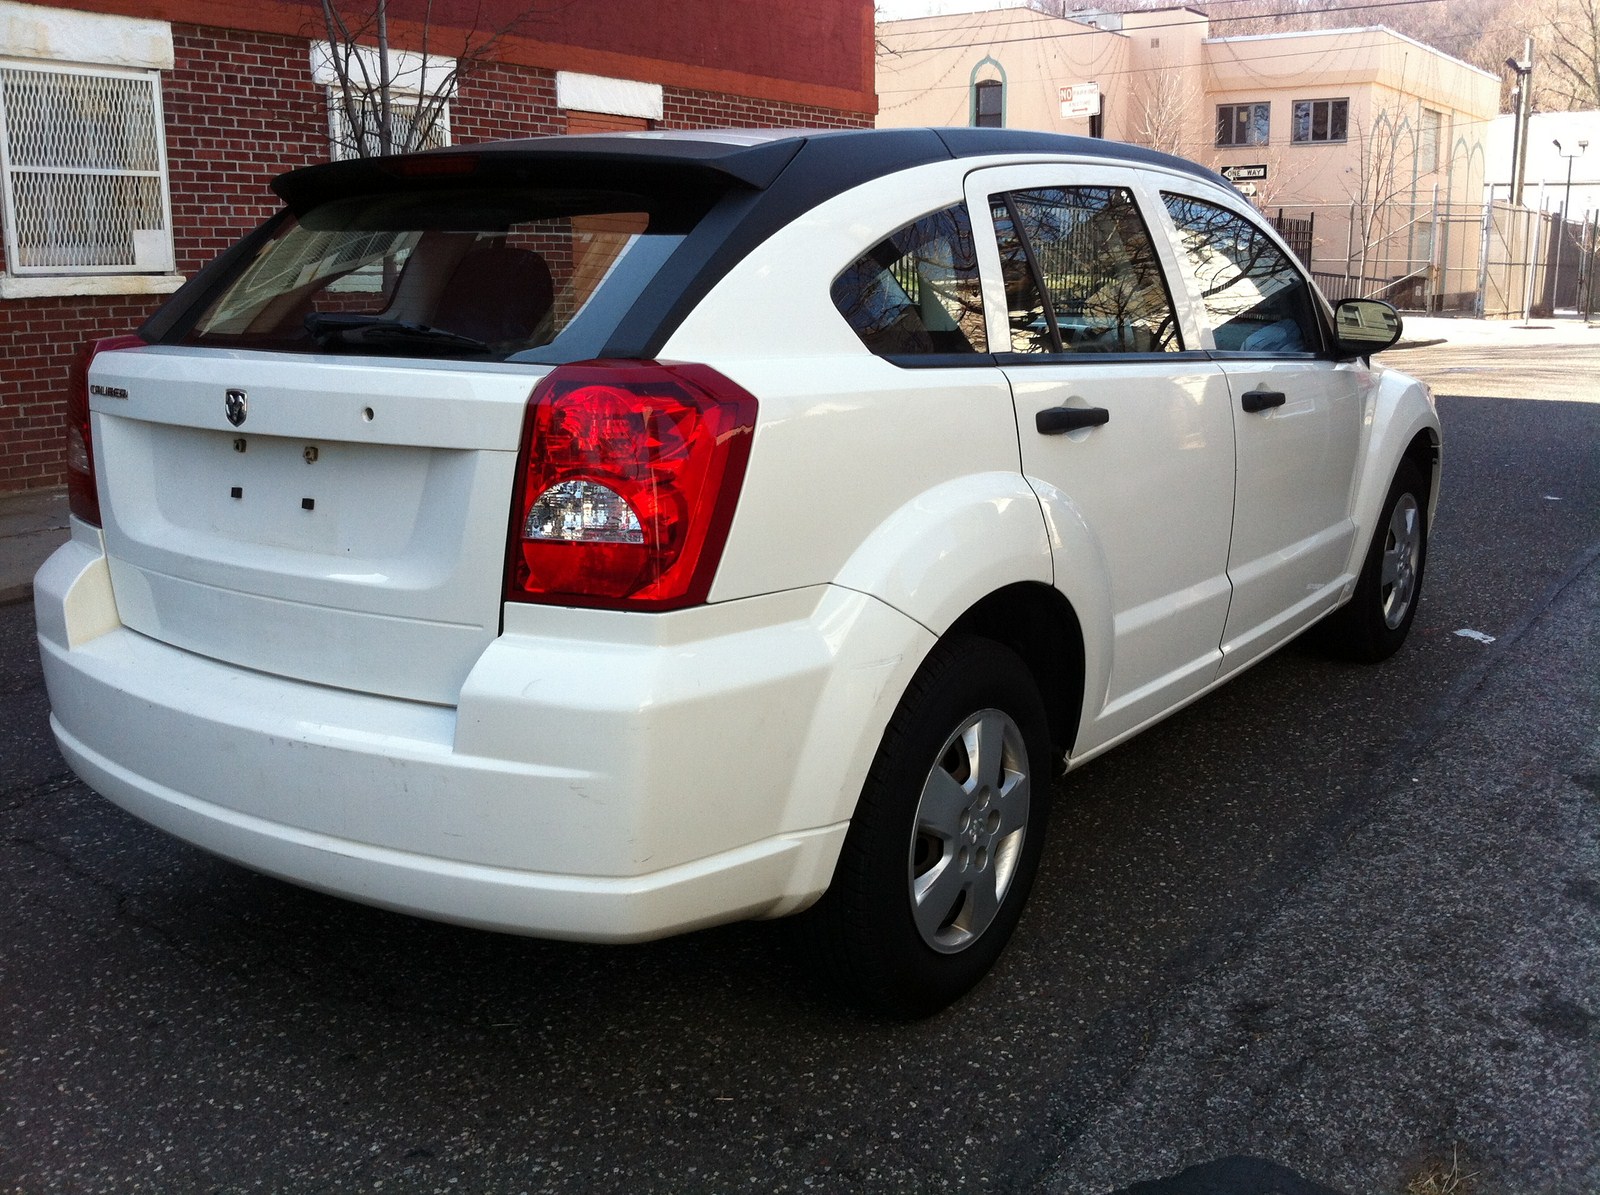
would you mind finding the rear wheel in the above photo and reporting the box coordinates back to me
[807,635,1051,1018]
[1321,460,1428,662]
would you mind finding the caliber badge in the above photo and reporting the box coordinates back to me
[224,388,248,427]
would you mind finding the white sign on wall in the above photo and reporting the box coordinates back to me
[1059,83,1101,118]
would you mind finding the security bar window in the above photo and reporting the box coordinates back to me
[1291,98,1349,144]
[327,89,452,160]
[1216,102,1270,147]
[0,60,174,275]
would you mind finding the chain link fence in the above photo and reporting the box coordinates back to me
[1268,195,1599,319]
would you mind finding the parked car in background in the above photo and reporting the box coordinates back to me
[37,128,1438,1016]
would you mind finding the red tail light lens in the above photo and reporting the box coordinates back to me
[65,334,145,527]
[507,361,758,610]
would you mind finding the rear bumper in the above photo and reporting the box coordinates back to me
[36,532,933,942]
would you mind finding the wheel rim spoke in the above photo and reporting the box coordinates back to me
[1381,544,1403,586]
[915,761,972,838]
[994,770,1030,838]
[963,868,1001,935]
[970,712,1007,792]
[911,854,966,940]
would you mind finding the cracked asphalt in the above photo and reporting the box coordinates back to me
[2,318,1598,1193]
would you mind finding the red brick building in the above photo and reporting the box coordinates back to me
[0,0,875,493]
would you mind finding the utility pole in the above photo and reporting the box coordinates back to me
[1553,138,1589,312]
[1506,40,1534,206]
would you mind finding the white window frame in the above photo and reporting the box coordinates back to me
[0,58,176,279]
[0,1,180,299]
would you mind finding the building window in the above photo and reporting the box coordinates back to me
[1216,102,1270,147]
[326,89,451,160]
[311,43,455,161]
[1418,108,1443,173]
[1291,98,1348,144]
[974,79,1003,128]
[0,60,174,276]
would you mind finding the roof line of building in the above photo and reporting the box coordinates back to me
[1205,23,1499,82]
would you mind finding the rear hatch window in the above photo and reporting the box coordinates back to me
[181,188,688,361]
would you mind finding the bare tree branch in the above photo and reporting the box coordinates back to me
[312,0,551,160]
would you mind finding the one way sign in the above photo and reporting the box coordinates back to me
[1220,163,1269,182]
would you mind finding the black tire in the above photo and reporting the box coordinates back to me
[805,635,1052,1018]
[1320,459,1429,662]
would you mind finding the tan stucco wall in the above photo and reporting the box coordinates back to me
[875,9,1130,138]
[875,10,1498,293]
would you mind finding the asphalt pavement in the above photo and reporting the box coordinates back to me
[1054,528,1600,1194]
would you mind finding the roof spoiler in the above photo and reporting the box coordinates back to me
[272,135,809,211]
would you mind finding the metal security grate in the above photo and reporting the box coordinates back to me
[326,88,450,160]
[0,60,174,274]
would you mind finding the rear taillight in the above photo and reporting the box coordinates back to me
[506,361,758,610]
[65,334,145,527]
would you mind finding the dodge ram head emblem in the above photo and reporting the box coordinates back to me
[225,389,248,427]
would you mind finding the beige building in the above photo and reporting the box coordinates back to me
[877,4,1500,309]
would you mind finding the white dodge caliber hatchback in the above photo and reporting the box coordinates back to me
[37,128,1439,1016]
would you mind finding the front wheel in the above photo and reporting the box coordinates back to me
[805,635,1052,1018]
[1321,459,1429,662]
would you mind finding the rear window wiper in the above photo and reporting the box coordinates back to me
[304,313,491,355]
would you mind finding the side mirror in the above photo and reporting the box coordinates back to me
[1331,297,1403,356]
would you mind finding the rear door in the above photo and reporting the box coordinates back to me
[964,165,1237,752]
[92,350,539,705]
[1156,191,1364,676]
[91,175,692,705]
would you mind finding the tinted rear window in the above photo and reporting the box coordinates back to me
[183,188,689,360]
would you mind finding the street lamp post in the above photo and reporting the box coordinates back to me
[1505,46,1534,205]
[1552,138,1589,314]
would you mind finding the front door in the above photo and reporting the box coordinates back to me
[1157,191,1364,675]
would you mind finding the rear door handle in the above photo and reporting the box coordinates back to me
[1036,405,1111,434]
[1241,388,1287,413]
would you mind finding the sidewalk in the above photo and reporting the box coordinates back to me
[0,487,67,606]
[0,313,1594,607]
[1399,312,1600,348]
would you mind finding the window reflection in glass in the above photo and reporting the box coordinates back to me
[1216,102,1270,147]
[1162,193,1320,353]
[991,185,1182,355]
[830,204,987,356]
[1291,98,1349,144]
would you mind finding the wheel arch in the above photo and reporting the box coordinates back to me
[1346,373,1441,577]
[1403,424,1441,529]
[946,581,1086,765]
